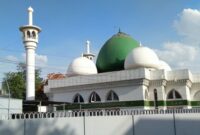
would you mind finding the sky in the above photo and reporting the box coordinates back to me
[1,0,200,85]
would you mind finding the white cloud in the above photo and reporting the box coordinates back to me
[22,53,48,67]
[174,8,200,45]
[155,42,200,70]
[155,8,200,72]
[35,53,48,65]
[5,55,18,62]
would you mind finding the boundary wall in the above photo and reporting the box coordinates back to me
[0,109,200,135]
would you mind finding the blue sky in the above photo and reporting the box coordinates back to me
[1,0,200,84]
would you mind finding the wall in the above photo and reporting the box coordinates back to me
[134,114,174,135]
[85,116,133,135]
[1,111,200,135]
[52,83,143,103]
[26,117,84,135]
[175,113,200,135]
[0,97,22,116]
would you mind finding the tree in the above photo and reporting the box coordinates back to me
[2,63,48,100]
[2,71,25,99]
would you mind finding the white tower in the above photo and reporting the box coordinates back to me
[83,40,95,60]
[19,7,41,100]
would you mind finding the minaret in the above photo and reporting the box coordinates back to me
[19,7,41,100]
[83,40,95,60]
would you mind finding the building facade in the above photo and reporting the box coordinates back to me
[44,67,200,110]
[44,31,200,111]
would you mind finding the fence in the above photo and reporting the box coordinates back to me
[1,108,200,120]
[1,109,200,135]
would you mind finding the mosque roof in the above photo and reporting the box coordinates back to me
[47,73,65,80]
[96,31,139,73]
[124,46,160,70]
[67,57,97,76]
[158,60,171,71]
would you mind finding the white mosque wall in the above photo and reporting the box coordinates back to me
[148,83,165,100]
[165,69,191,80]
[192,74,200,82]
[52,88,108,103]
[114,85,143,101]
[191,84,200,100]
[186,86,191,101]
[149,69,166,80]
[45,68,200,108]
[51,84,143,103]
[142,85,149,100]
[52,91,76,102]
[44,68,149,90]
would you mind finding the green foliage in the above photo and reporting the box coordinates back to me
[2,71,25,99]
[2,63,47,100]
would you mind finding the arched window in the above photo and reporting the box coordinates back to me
[193,91,200,100]
[27,31,31,38]
[167,89,182,99]
[107,91,119,101]
[32,31,36,38]
[73,94,84,103]
[89,92,101,103]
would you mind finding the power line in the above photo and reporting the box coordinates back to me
[0,57,67,80]
[0,45,98,71]
[0,57,67,71]
[0,47,83,60]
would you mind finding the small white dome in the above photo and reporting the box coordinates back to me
[158,60,171,71]
[67,57,97,76]
[124,46,160,70]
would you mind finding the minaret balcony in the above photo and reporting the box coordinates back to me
[23,37,38,43]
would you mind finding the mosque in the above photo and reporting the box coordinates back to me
[19,7,200,111]
[44,30,200,111]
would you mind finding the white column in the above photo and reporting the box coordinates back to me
[28,7,33,26]
[186,86,192,109]
[26,46,36,100]
[20,7,41,101]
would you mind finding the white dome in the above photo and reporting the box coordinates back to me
[124,46,160,70]
[67,57,97,76]
[158,60,171,71]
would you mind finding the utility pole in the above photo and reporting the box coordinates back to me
[6,79,10,119]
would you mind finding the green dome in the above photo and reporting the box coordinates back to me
[96,31,139,73]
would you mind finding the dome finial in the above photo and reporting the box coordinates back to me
[28,6,33,12]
